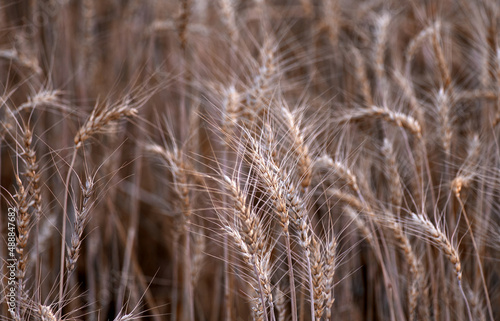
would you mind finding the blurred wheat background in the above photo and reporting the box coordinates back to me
[1,0,500,320]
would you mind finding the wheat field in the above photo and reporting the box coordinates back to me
[1,0,500,320]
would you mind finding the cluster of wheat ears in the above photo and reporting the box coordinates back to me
[1,0,500,320]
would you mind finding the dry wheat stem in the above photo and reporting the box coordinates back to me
[221,85,241,321]
[493,48,500,127]
[116,135,145,315]
[191,230,205,286]
[275,285,287,321]
[81,0,96,71]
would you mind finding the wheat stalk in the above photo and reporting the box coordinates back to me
[59,98,139,315]
[405,23,435,74]
[38,305,59,321]
[374,13,390,95]
[146,143,193,320]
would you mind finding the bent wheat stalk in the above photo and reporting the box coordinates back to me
[59,100,138,316]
